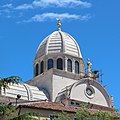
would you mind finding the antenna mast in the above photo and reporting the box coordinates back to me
[98,69,103,84]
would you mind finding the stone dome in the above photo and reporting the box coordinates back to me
[35,30,82,60]
[1,83,48,101]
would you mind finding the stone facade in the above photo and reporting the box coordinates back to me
[0,22,113,109]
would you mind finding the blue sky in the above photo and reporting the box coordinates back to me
[0,0,120,109]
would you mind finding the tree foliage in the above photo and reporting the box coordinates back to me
[75,109,91,120]
[51,105,120,120]
[0,102,120,120]
[0,102,16,120]
[0,102,40,120]
[53,112,71,120]
[94,111,111,120]
[12,112,40,120]
[0,76,22,92]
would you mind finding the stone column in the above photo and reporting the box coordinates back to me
[38,62,40,75]
[54,58,57,69]
[44,59,47,72]
[65,57,67,71]
[72,59,75,73]
[79,60,81,75]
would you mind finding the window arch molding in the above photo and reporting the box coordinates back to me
[57,58,63,70]
[40,60,44,74]
[47,58,54,70]
[75,60,79,74]
[67,58,72,72]
[35,63,39,76]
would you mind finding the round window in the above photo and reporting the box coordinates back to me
[85,86,95,99]
[86,88,93,96]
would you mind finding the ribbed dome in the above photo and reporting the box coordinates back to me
[1,83,48,101]
[35,30,82,59]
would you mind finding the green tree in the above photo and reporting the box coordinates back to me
[12,112,40,120]
[0,76,22,92]
[94,111,111,120]
[53,112,71,120]
[47,109,120,120]
[79,103,90,109]
[0,102,16,120]
[75,109,91,120]
[0,102,40,120]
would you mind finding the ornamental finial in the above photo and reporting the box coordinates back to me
[57,18,61,31]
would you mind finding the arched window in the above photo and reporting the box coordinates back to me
[35,63,39,76]
[75,61,79,74]
[67,59,72,72]
[48,59,53,70]
[57,58,63,70]
[40,61,44,74]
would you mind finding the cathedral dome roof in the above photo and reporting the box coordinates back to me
[35,30,82,60]
[1,83,48,101]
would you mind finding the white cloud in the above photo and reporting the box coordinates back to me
[0,3,14,17]
[0,1,92,22]
[33,0,92,8]
[15,0,92,10]
[21,12,91,23]
[32,13,80,21]
[2,3,13,9]
[15,4,33,10]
